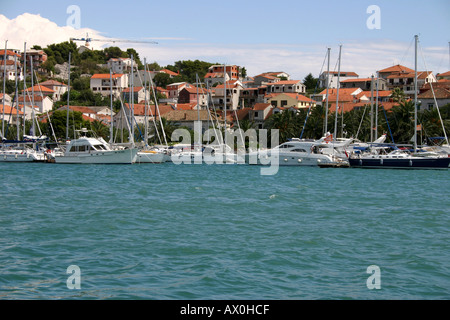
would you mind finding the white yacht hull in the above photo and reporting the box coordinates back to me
[0,150,43,162]
[54,148,138,164]
[247,151,341,166]
[135,151,167,164]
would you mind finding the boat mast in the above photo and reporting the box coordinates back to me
[223,64,227,150]
[109,68,114,146]
[23,42,27,138]
[370,74,374,142]
[324,47,331,135]
[375,71,379,139]
[2,40,7,138]
[30,56,35,138]
[14,55,19,141]
[66,52,71,141]
[143,58,148,148]
[333,45,342,141]
[413,34,418,153]
[130,55,135,146]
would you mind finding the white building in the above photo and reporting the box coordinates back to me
[107,58,135,74]
[318,71,359,88]
[90,73,129,98]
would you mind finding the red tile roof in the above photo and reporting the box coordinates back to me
[378,64,414,74]
[91,73,125,79]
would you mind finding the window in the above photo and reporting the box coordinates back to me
[290,148,307,152]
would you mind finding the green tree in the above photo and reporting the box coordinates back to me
[391,88,406,103]
[303,73,319,91]
[49,109,87,140]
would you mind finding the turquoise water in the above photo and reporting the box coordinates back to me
[0,162,449,300]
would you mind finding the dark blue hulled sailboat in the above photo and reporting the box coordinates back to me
[349,35,450,170]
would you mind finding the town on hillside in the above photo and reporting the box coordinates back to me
[1,41,450,144]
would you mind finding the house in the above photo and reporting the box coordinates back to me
[360,90,392,102]
[212,80,244,111]
[0,49,22,81]
[318,71,359,88]
[107,57,135,74]
[90,73,128,98]
[340,77,387,91]
[417,87,450,111]
[378,64,437,96]
[114,103,173,130]
[165,82,192,103]
[378,64,414,80]
[122,86,150,104]
[132,70,154,87]
[21,49,48,74]
[265,80,306,94]
[252,74,280,87]
[18,95,53,113]
[249,103,273,129]
[204,65,239,87]
[232,107,252,128]
[0,105,24,124]
[0,93,12,106]
[22,85,55,99]
[163,109,224,133]
[312,88,363,105]
[177,87,208,108]
[158,69,180,78]
[240,87,260,108]
[436,71,450,81]
[266,93,316,110]
[39,80,67,101]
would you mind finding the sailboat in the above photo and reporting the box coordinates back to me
[348,35,450,169]
[50,53,138,164]
[0,45,46,162]
[135,60,169,164]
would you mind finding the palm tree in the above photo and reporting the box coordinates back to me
[265,110,300,143]
[391,88,406,103]
[420,107,450,141]
[90,120,109,140]
[150,117,178,145]
[387,100,415,144]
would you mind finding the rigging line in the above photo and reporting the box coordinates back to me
[205,81,221,145]
[147,69,168,146]
[355,104,368,140]
[135,64,162,145]
[399,37,415,67]
[300,49,328,139]
[418,40,449,145]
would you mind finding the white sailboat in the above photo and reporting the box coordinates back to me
[0,47,46,162]
[134,59,170,164]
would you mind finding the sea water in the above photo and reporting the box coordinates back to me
[0,162,449,300]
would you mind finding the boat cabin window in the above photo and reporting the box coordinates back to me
[279,144,295,149]
[69,145,88,152]
[93,144,107,151]
[290,148,307,153]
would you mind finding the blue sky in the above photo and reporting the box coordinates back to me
[1,0,449,79]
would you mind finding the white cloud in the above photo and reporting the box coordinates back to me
[0,13,104,50]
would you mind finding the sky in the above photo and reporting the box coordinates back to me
[1,0,449,80]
